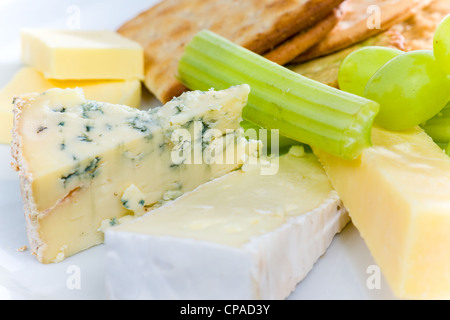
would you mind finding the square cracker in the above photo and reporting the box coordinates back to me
[264,5,344,65]
[118,0,344,103]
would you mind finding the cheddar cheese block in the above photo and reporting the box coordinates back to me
[315,126,450,299]
[11,85,256,263]
[105,148,349,300]
[0,67,141,144]
[21,29,144,80]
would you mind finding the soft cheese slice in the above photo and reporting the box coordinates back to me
[105,150,349,300]
[21,29,144,80]
[314,126,450,299]
[11,85,253,263]
[0,67,141,144]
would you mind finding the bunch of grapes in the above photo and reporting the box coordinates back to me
[338,14,450,134]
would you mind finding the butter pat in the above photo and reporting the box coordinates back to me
[315,126,450,299]
[0,67,141,144]
[21,29,144,80]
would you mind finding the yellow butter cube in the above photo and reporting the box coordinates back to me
[21,29,144,80]
[315,126,450,299]
[0,67,141,144]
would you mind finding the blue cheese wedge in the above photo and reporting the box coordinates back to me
[105,149,349,300]
[11,85,255,263]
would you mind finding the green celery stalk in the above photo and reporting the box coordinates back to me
[178,30,380,160]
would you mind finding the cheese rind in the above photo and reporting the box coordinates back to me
[0,67,141,144]
[314,126,450,299]
[105,153,349,299]
[21,29,144,80]
[12,85,253,263]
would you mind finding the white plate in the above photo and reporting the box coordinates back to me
[0,0,396,300]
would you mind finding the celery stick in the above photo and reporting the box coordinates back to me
[178,30,380,160]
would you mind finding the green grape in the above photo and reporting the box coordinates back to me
[421,101,450,144]
[364,50,450,131]
[338,46,402,96]
[434,14,450,75]
[445,140,450,156]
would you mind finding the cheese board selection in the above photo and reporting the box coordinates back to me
[0,121,393,300]
[1,0,449,300]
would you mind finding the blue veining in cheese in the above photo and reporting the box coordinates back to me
[11,84,254,263]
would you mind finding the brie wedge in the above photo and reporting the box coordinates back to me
[105,149,349,300]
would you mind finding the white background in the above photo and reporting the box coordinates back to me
[0,0,396,299]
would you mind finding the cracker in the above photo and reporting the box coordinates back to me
[292,0,432,63]
[391,0,450,51]
[118,0,345,103]
[264,5,344,65]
